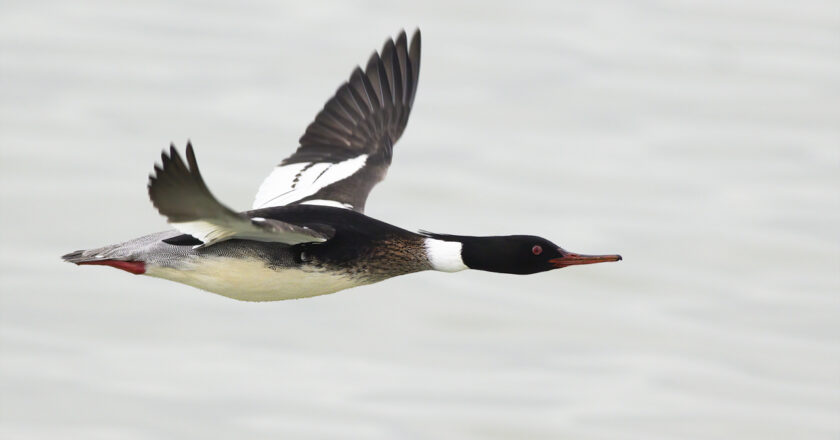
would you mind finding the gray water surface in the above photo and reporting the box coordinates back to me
[1,1,838,439]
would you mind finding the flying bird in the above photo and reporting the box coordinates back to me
[62,30,621,301]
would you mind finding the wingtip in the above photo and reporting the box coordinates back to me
[184,141,201,173]
[162,146,174,165]
[411,30,420,49]
[410,28,421,44]
[395,29,407,47]
[366,51,379,69]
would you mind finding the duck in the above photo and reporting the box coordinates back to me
[62,29,621,301]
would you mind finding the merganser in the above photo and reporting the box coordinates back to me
[62,29,621,301]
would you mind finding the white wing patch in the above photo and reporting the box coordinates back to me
[171,220,239,248]
[252,155,368,209]
[171,219,327,249]
[300,199,354,209]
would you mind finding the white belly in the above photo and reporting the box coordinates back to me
[146,257,367,301]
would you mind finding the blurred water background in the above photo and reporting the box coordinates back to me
[1,1,838,438]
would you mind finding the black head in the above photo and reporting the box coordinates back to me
[428,233,621,275]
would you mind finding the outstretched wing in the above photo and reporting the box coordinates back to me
[252,29,421,213]
[148,142,331,248]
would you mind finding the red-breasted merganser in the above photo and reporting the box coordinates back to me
[62,30,621,301]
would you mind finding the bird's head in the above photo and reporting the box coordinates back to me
[423,233,621,274]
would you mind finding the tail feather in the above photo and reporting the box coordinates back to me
[64,230,194,277]
[62,244,128,263]
[61,249,88,263]
[62,244,147,275]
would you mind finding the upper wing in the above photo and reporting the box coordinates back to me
[252,29,421,213]
[148,142,331,248]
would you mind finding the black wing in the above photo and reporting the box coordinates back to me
[252,29,421,213]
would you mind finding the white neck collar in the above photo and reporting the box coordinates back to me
[424,238,467,272]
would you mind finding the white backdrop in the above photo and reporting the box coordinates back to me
[1,1,838,438]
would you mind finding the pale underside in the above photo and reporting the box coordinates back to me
[145,257,370,301]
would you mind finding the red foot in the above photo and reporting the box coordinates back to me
[77,260,146,275]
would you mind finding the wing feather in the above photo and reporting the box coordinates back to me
[253,29,421,213]
[149,143,330,248]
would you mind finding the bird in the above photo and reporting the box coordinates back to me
[62,29,621,302]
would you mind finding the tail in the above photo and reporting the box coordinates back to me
[62,245,146,275]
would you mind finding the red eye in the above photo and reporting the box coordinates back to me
[532,245,543,255]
